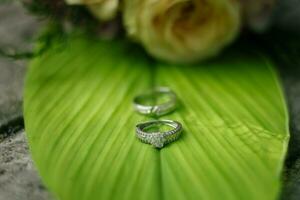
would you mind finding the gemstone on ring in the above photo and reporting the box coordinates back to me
[133,87,177,117]
[135,120,182,148]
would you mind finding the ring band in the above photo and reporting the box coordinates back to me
[136,120,182,148]
[133,87,177,117]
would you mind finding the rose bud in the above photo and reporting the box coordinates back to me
[65,0,119,20]
[123,0,241,63]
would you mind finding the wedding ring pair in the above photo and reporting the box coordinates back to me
[133,87,182,148]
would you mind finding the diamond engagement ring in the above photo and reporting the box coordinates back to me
[136,120,182,148]
[133,87,177,117]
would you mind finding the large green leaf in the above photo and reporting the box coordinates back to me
[24,33,289,200]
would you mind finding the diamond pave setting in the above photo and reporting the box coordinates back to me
[136,120,182,148]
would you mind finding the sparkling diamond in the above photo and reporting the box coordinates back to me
[151,134,165,148]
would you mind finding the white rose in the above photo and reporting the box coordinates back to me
[123,0,241,63]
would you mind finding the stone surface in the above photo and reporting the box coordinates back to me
[273,37,300,200]
[0,58,25,135]
[0,2,50,200]
[0,1,39,132]
[0,132,52,200]
[280,67,300,200]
